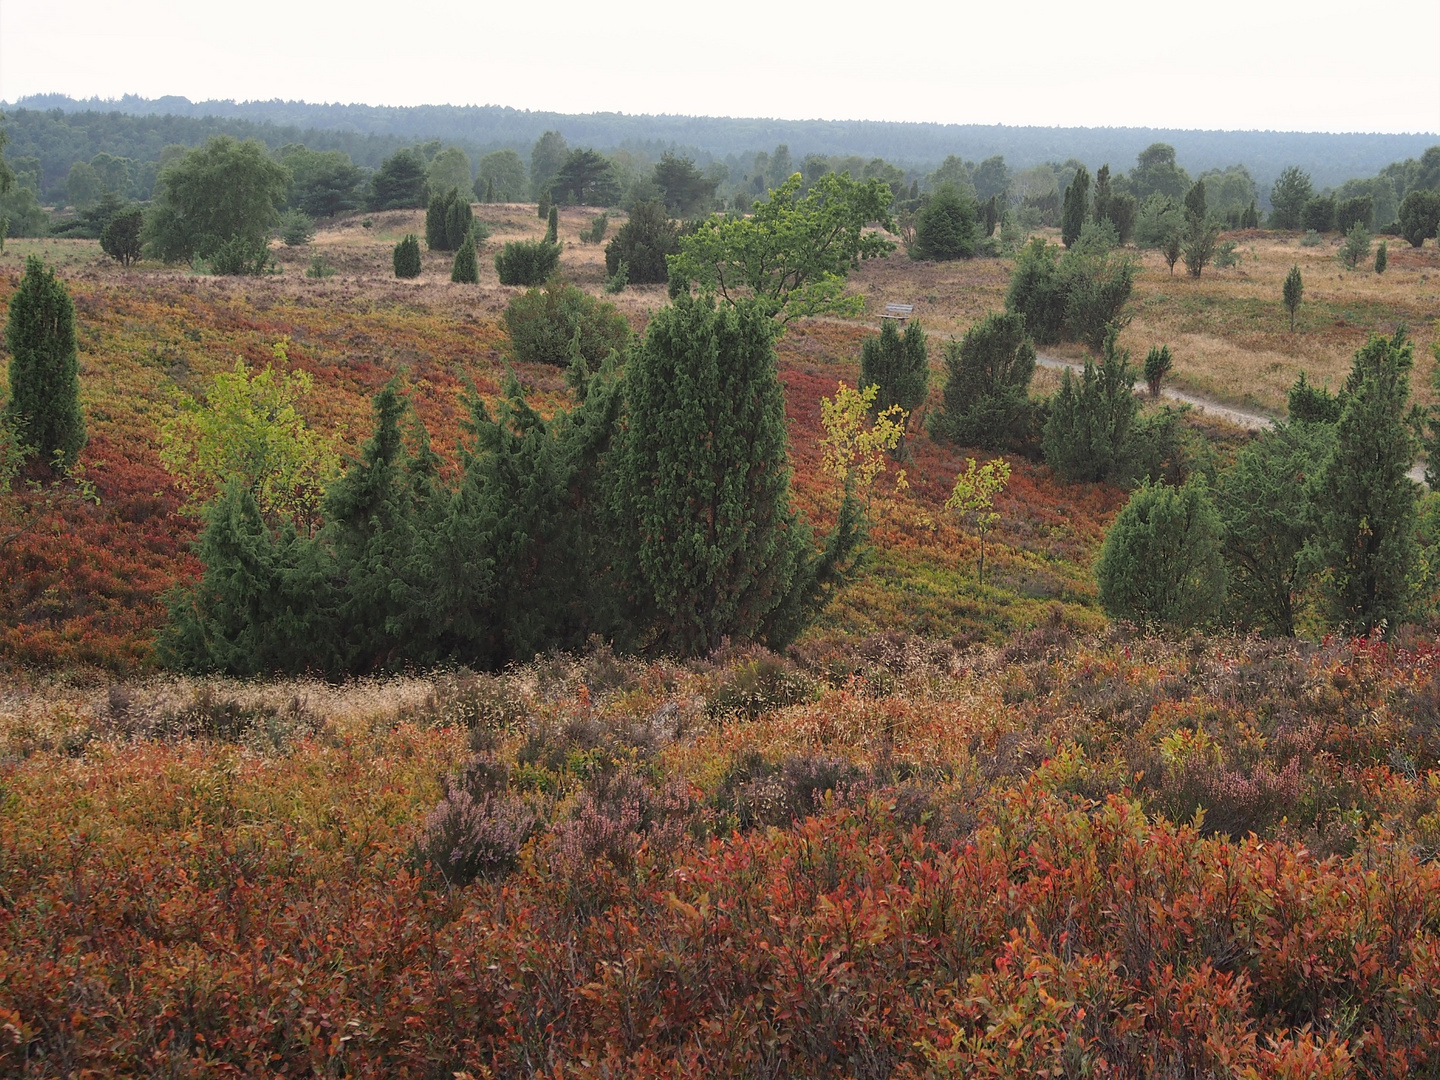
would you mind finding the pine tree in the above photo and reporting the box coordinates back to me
[4,256,86,466]
[451,232,479,283]
[1061,165,1090,248]
[1314,329,1419,634]
[1282,265,1303,332]
[859,319,929,445]
[393,234,422,279]
[610,296,859,655]
[931,310,1036,451]
[545,204,559,244]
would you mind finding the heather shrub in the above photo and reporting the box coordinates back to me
[416,756,536,884]
[706,651,815,719]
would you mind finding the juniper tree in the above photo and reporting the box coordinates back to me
[609,295,861,655]
[1144,344,1173,397]
[1097,478,1225,629]
[1375,241,1387,274]
[932,311,1036,451]
[1282,265,1303,332]
[4,256,86,466]
[451,232,479,283]
[1061,165,1090,248]
[859,319,929,446]
[1162,230,1183,275]
[1313,329,1420,635]
[545,204,559,244]
[100,208,144,266]
[393,234,422,279]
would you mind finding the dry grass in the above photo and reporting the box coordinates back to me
[6,209,1435,419]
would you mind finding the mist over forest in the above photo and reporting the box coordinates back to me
[9,92,1436,195]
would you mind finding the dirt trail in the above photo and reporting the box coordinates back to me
[1034,354,1428,486]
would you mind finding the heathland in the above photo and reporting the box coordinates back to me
[2,181,1440,1075]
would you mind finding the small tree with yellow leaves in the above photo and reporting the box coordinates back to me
[945,456,1011,585]
[819,381,906,512]
[160,341,339,535]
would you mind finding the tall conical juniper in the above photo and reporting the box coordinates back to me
[4,256,86,466]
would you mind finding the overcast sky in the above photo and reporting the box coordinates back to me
[3,0,1437,133]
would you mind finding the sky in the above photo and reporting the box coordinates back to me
[2,0,1437,134]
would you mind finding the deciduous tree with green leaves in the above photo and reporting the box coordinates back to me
[144,137,290,265]
[159,342,339,535]
[945,456,1010,585]
[667,172,895,321]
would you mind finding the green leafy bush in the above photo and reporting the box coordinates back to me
[99,208,144,266]
[208,235,273,276]
[494,240,561,287]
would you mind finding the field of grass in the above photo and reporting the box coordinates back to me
[3,209,1439,1073]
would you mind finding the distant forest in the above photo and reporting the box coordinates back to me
[8,93,1436,194]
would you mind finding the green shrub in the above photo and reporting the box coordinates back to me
[537,191,550,220]
[1213,240,1239,268]
[1042,329,1139,483]
[5,256,86,466]
[1338,222,1371,270]
[1336,195,1374,234]
[931,311,1035,451]
[1181,218,1220,278]
[1096,478,1225,629]
[208,234,273,276]
[279,209,315,247]
[451,233,479,284]
[99,208,144,266]
[1061,165,1090,248]
[1375,241,1387,274]
[860,318,929,444]
[1301,195,1336,233]
[426,188,472,252]
[1004,236,1134,352]
[393,233,422,279]
[494,240,561,287]
[305,254,335,279]
[910,185,978,260]
[583,214,608,244]
[604,260,628,294]
[1399,189,1440,248]
[503,280,631,368]
[604,200,679,284]
[1299,229,1322,247]
[1144,344,1173,396]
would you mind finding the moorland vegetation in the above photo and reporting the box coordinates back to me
[3,117,1440,1075]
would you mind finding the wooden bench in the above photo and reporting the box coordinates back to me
[881,303,914,321]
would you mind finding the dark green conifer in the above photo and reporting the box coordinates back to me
[610,296,861,655]
[1282,264,1303,331]
[451,232,479,283]
[1313,329,1419,634]
[545,204,559,244]
[1061,165,1090,248]
[4,256,86,466]
[932,311,1036,451]
[393,233,422,278]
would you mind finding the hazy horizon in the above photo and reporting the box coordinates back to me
[3,0,1436,136]
[7,92,1437,138]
